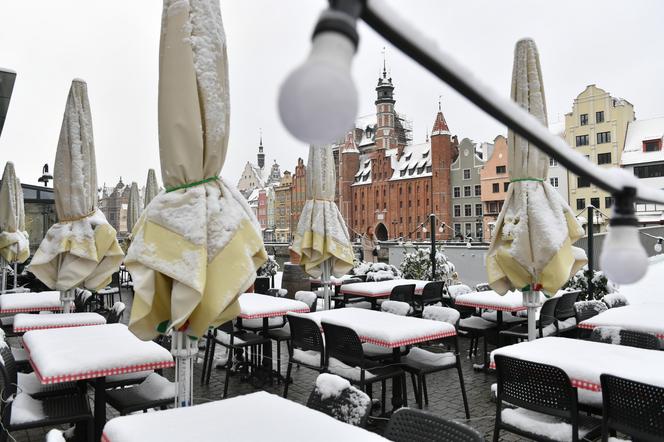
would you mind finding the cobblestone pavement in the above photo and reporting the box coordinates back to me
[9,293,526,441]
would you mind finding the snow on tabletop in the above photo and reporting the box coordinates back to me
[298,308,455,347]
[315,373,350,399]
[501,408,597,441]
[491,337,664,395]
[10,393,45,425]
[102,391,388,442]
[22,324,174,384]
[238,293,309,319]
[380,300,412,316]
[455,290,539,311]
[446,284,472,298]
[617,254,664,305]
[13,312,106,332]
[340,279,428,297]
[294,291,317,308]
[0,291,62,313]
[578,303,664,339]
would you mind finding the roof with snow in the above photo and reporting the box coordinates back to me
[390,141,432,181]
[621,116,664,166]
[431,111,450,136]
[352,158,372,186]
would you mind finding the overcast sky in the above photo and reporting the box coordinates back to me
[1,0,663,189]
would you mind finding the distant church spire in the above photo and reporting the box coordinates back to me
[257,129,265,169]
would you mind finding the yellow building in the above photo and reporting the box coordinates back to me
[565,85,634,232]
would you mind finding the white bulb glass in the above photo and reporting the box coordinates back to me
[278,32,358,145]
[438,225,444,233]
[422,226,427,233]
[655,242,663,253]
[466,242,472,249]
[599,225,648,284]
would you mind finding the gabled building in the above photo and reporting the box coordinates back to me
[291,157,306,236]
[450,138,485,240]
[274,171,292,243]
[480,135,509,240]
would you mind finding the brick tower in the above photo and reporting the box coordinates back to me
[430,102,458,240]
[339,131,359,235]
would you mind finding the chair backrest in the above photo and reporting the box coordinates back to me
[307,373,371,427]
[420,281,444,305]
[381,300,412,316]
[554,291,580,320]
[106,301,126,324]
[390,284,415,304]
[538,296,560,329]
[422,306,460,327]
[254,277,270,295]
[0,346,16,431]
[0,346,18,390]
[474,283,491,292]
[111,271,121,288]
[574,300,608,323]
[601,293,629,309]
[494,355,576,420]
[321,322,365,368]
[601,374,664,442]
[385,408,483,442]
[287,314,325,365]
[589,327,660,350]
[294,291,318,312]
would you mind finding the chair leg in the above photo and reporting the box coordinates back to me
[283,360,292,398]
[410,373,421,408]
[457,363,470,419]
[422,375,429,406]
[401,374,408,407]
[276,340,281,382]
[87,417,94,442]
[415,374,423,409]
[223,347,233,398]
[200,335,211,385]
[380,380,386,415]
[483,334,489,370]
[492,422,500,442]
[205,340,216,385]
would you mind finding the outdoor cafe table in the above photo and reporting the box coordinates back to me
[578,303,664,344]
[454,290,537,327]
[339,279,430,308]
[0,291,62,314]
[102,391,387,442]
[237,293,310,378]
[22,323,174,439]
[299,308,456,410]
[13,312,106,333]
[490,337,664,407]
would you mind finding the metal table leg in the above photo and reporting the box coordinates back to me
[94,376,106,440]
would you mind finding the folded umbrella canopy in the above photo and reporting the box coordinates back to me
[0,162,29,292]
[144,168,159,208]
[486,39,586,339]
[29,80,124,308]
[292,145,354,308]
[126,181,140,234]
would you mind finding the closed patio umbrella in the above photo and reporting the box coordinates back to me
[144,168,159,208]
[28,79,124,312]
[486,39,586,340]
[0,162,29,293]
[126,181,140,233]
[125,0,266,406]
[292,145,354,309]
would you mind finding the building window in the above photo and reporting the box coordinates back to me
[463,186,471,197]
[474,184,481,196]
[496,165,506,174]
[580,114,588,126]
[503,182,509,192]
[597,152,612,165]
[550,177,559,187]
[597,131,611,144]
[465,223,472,236]
[463,169,471,180]
[492,183,499,193]
[590,197,600,209]
[454,223,461,234]
[476,223,483,239]
[464,204,472,217]
[577,176,591,188]
[634,164,664,179]
[549,158,558,167]
[576,198,585,210]
[475,203,483,216]
[605,196,613,208]
[453,205,461,217]
[453,187,460,198]
[643,139,662,152]
[576,135,589,146]
[596,111,604,123]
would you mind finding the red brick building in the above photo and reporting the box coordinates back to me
[337,70,458,241]
[290,157,306,235]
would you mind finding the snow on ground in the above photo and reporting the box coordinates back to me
[616,254,664,305]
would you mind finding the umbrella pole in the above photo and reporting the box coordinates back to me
[172,331,196,407]
[322,260,331,310]
[0,256,6,294]
[13,262,17,289]
[522,289,541,341]
[61,289,75,313]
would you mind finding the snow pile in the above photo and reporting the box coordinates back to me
[10,393,45,425]
[295,291,317,308]
[351,261,401,281]
[132,373,175,401]
[446,284,472,298]
[238,293,309,319]
[293,349,323,366]
[381,300,411,316]
[423,306,459,325]
[46,430,66,442]
[501,408,596,441]
[312,374,371,426]
[574,300,608,318]
[592,326,622,345]
[403,347,456,368]
[327,357,375,382]
[601,293,628,309]
[315,373,350,400]
[366,270,398,282]
[111,302,126,315]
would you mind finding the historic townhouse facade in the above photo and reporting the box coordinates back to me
[450,138,485,241]
[480,135,510,240]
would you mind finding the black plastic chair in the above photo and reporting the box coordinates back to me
[390,284,416,304]
[499,296,560,344]
[283,314,326,398]
[306,375,371,427]
[413,281,444,314]
[574,300,608,339]
[106,373,174,415]
[385,408,483,442]
[600,374,664,442]
[254,276,270,294]
[493,355,600,442]
[554,291,581,337]
[0,347,78,399]
[589,327,660,350]
[322,321,407,416]
[0,345,93,442]
[200,321,270,397]
[105,301,126,324]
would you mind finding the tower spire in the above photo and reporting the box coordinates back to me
[257,128,265,169]
[382,46,387,79]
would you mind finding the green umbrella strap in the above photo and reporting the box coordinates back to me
[165,176,219,193]
[510,177,544,183]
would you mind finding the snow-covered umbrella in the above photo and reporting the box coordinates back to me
[0,162,29,293]
[292,145,354,309]
[144,168,159,208]
[28,79,124,312]
[125,0,266,407]
[126,181,140,234]
[486,39,587,340]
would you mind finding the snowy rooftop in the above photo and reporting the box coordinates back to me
[352,159,372,186]
[390,141,432,181]
[621,116,664,166]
